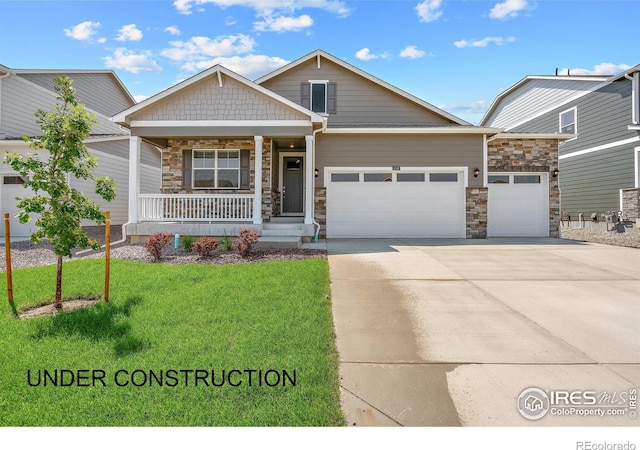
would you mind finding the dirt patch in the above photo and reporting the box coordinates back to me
[18,296,102,319]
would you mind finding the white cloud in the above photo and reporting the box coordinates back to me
[439,100,489,115]
[416,0,443,23]
[489,0,528,20]
[161,34,255,62]
[133,95,149,103]
[561,62,631,76]
[116,24,143,42]
[355,48,390,61]
[173,0,350,17]
[64,21,101,41]
[254,14,313,32]
[400,45,427,59]
[103,48,162,73]
[454,36,515,48]
[164,26,181,36]
[180,54,289,79]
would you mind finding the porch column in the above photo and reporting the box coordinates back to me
[253,136,263,224]
[305,135,314,225]
[128,136,141,224]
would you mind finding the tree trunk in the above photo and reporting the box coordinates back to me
[55,255,63,309]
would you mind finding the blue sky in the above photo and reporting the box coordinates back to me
[1,0,638,124]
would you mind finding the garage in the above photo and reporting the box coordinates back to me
[487,173,549,237]
[326,168,466,238]
[1,175,37,238]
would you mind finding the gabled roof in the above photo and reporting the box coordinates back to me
[255,49,471,126]
[8,67,135,106]
[113,64,325,126]
[479,67,639,128]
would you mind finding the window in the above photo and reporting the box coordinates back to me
[397,173,426,182]
[488,175,509,184]
[364,173,392,182]
[514,175,541,184]
[429,173,458,182]
[559,107,577,134]
[193,150,239,188]
[3,176,27,185]
[331,173,359,182]
[301,81,337,114]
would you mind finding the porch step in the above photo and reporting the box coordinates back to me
[256,236,301,249]
[263,223,303,230]
[269,217,304,224]
[262,221,305,237]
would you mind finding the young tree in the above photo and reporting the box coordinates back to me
[3,76,116,309]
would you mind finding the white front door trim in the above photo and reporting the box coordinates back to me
[279,151,306,216]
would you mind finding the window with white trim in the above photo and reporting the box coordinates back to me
[559,107,577,135]
[192,149,240,188]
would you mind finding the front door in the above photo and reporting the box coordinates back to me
[281,155,304,215]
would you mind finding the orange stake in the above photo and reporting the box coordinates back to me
[4,213,16,316]
[104,211,110,303]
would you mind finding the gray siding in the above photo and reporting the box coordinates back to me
[18,72,133,117]
[260,57,453,127]
[315,134,483,188]
[131,74,308,122]
[1,75,126,138]
[511,78,640,217]
[484,78,604,129]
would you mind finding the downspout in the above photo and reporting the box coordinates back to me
[312,118,328,242]
[75,223,131,256]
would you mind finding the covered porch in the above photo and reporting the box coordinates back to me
[111,64,325,242]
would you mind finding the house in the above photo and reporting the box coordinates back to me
[113,49,569,242]
[480,66,640,226]
[0,64,162,237]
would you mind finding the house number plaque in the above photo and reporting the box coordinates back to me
[392,166,400,171]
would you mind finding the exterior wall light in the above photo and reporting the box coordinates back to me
[315,168,319,178]
[473,168,480,178]
[552,169,559,177]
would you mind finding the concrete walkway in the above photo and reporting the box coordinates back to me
[327,238,640,426]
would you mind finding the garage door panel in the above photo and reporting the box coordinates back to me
[327,169,465,238]
[2,178,38,237]
[488,174,548,237]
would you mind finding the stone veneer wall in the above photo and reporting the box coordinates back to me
[161,138,272,221]
[621,188,640,220]
[466,187,488,238]
[488,138,560,237]
[314,188,327,238]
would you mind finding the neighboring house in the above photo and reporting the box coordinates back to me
[480,66,640,225]
[0,64,161,237]
[113,49,568,242]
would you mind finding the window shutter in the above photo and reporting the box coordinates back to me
[240,149,251,189]
[182,149,192,189]
[327,82,337,114]
[300,82,310,109]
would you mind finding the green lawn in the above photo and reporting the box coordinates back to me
[0,258,344,426]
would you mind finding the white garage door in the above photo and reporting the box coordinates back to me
[488,173,548,237]
[1,175,37,238]
[327,169,466,238]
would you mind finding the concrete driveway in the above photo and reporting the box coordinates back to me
[327,238,640,426]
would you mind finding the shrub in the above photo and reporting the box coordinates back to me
[145,232,172,261]
[181,235,195,253]
[219,234,233,252]
[233,228,260,257]
[193,236,218,257]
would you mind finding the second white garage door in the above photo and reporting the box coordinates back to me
[326,168,466,238]
[1,175,38,238]
[488,173,549,237]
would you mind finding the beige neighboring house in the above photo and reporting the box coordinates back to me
[0,64,161,237]
[113,49,569,243]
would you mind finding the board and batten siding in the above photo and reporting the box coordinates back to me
[315,134,483,188]
[484,78,605,130]
[0,75,126,139]
[18,72,133,117]
[260,57,453,127]
[511,78,640,217]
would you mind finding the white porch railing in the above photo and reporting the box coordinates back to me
[138,194,254,222]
